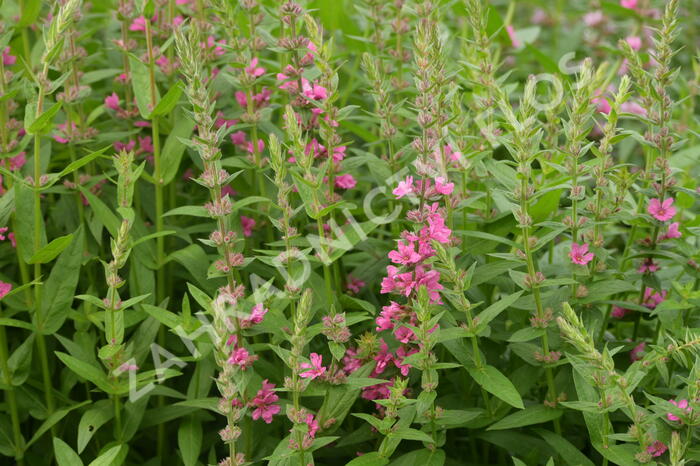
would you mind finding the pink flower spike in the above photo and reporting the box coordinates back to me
[648,197,676,222]
[569,242,594,265]
[299,353,326,379]
[392,176,414,199]
[620,0,638,9]
[0,281,12,299]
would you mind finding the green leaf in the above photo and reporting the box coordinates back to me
[35,227,84,334]
[467,364,524,409]
[129,54,159,119]
[535,429,595,466]
[81,188,120,237]
[78,401,114,453]
[474,291,524,333]
[163,205,208,217]
[27,233,73,264]
[58,146,109,179]
[178,417,202,466]
[18,0,42,27]
[14,182,46,262]
[487,405,563,430]
[346,452,389,466]
[56,352,114,394]
[142,304,182,330]
[390,428,434,443]
[151,81,183,116]
[161,108,195,185]
[26,400,90,448]
[26,101,63,135]
[54,438,84,466]
[88,445,124,466]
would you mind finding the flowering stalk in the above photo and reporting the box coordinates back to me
[497,77,560,425]
[28,0,81,420]
[558,302,651,461]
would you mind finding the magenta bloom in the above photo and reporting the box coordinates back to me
[299,353,326,379]
[241,303,267,328]
[335,174,356,189]
[0,281,12,299]
[434,177,454,195]
[648,198,676,222]
[612,306,630,319]
[240,215,255,237]
[663,222,681,240]
[388,241,421,266]
[592,95,611,114]
[620,101,647,116]
[620,0,637,9]
[569,242,594,265]
[630,342,645,362]
[583,11,605,27]
[245,58,265,78]
[506,25,520,48]
[625,36,642,51]
[643,287,666,309]
[130,15,147,31]
[646,441,667,457]
[304,414,319,439]
[392,176,414,199]
[249,380,280,424]
[2,47,16,66]
[667,399,691,422]
[105,92,120,111]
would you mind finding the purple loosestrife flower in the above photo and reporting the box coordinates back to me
[249,380,281,424]
[648,197,676,222]
[299,353,327,379]
[667,399,691,422]
[569,242,594,265]
[0,281,11,299]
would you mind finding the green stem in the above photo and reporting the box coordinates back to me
[0,304,24,464]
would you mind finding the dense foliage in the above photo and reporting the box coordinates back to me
[1,0,700,465]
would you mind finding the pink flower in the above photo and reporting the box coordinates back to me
[434,177,454,195]
[240,215,255,237]
[227,347,257,370]
[342,348,362,375]
[612,306,630,319]
[299,353,326,379]
[249,380,280,424]
[241,303,267,328]
[335,174,356,189]
[569,242,594,265]
[221,185,237,198]
[667,399,691,422]
[643,287,666,309]
[638,258,660,274]
[583,11,605,27]
[646,441,667,458]
[0,281,12,299]
[592,95,611,114]
[648,197,676,222]
[105,92,120,111]
[620,0,637,9]
[376,302,402,332]
[2,47,16,66]
[4,152,26,172]
[625,36,642,51]
[423,212,451,244]
[130,16,147,31]
[8,233,15,248]
[506,25,520,48]
[630,342,645,362]
[394,346,417,376]
[301,78,327,100]
[245,58,265,78]
[392,176,414,199]
[388,241,421,266]
[662,222,681,240]
[372,340,393,376]
[304,414,319,439]
[114,140,136,152]
[620,101,647,116]
[346,276,365,294]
